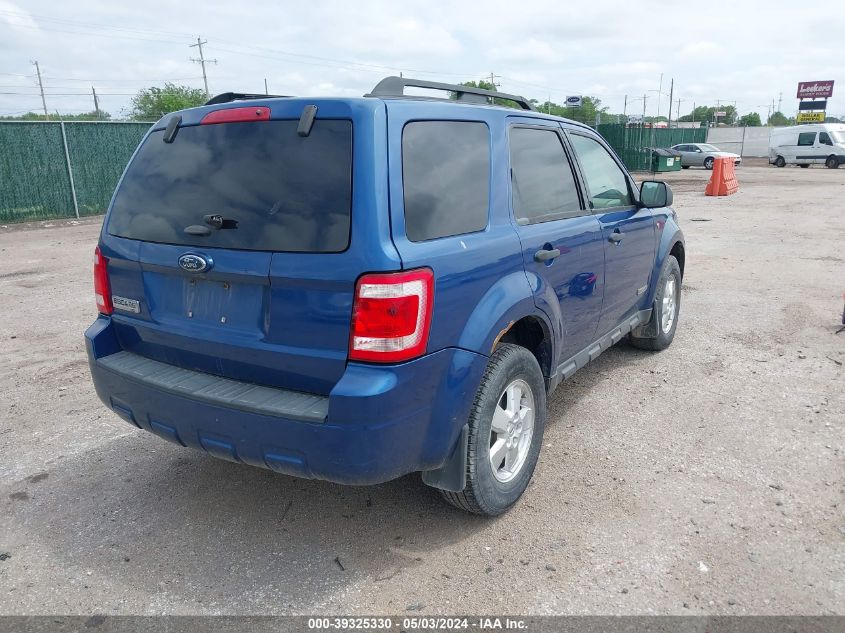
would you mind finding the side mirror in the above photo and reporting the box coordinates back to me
[640,181,673,208]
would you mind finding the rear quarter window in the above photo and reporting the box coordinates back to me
[402,121,490,242]
[797,132,816,146]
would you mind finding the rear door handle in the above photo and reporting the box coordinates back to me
[608,230,625,243]
[534,248,561,262]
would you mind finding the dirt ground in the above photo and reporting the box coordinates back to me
[0,161,843,616]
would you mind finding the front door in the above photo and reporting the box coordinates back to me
[567,131,656,337]
[508,122,605,362]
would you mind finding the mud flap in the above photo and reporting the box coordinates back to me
[421,424,468,492]
[632,300,658,339]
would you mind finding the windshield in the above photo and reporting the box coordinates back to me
[108,119,353,253]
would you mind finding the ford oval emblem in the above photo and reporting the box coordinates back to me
[178,253,212,273]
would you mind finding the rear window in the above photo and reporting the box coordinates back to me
[402,121,490,242]
[108,119,352,252]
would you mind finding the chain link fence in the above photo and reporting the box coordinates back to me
[0,121,151,223]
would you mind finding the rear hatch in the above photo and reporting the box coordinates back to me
[100,98,397,395]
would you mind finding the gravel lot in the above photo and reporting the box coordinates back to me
[0,161,843,615]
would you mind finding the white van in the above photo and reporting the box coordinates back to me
[769,123,845,168]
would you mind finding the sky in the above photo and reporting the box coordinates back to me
[1,0,843,121]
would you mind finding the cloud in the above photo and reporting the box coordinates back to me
[0,0,842,119]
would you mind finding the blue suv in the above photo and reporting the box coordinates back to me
[86,77,685,516]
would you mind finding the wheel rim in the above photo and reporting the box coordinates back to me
[661,276,677,334]
[705,158,713,169]
[489,379,535,483]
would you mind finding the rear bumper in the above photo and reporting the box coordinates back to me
[85,316,488,485]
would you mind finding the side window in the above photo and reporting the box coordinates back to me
[402,121,490,242]
[569,134,633,209]
[509,127,583,224]
[820,132,833,146]
[797,132,816,146]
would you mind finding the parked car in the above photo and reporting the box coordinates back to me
[671,142,741,169]
[769,123,845,168]
[86,77,685,516]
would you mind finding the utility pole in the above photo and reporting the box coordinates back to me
[623,95,628,120]
[715,99,720,127]
[777,92,782,113]
[31,60,48,119]
[91,86,100,120]
[189,37,217,97]
[667,78,674,128]
[488,72,500,88]
[656,73,663,120]
[264,78,268,95]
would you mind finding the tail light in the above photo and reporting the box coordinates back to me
[349,268,434,363]
[93,246,112,315]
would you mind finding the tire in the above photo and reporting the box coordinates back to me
[775,156,786,168]
[440,344,546,516]
[630,256,681,352]
[800,164,810,168]
[826,156,840,169]
[704,157,714,170]
[681,165,690,170]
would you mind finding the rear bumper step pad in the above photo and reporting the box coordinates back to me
[97,351,328,423]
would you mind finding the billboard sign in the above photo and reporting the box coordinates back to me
[565,95,582,107]
[796,81,834,99]
[798,100,828,111]
[796,112,825,123]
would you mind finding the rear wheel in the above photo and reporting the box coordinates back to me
[704,157,714,170]
[440,344,546,516]
[826,155,840,169]
[800,164,810,168]
[681,165,690,170]
[775,156,786,168]
[630,256,681,352]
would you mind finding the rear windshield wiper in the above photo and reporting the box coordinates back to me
[184,214,239,236]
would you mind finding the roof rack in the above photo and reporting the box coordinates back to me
[205,92,291,106]
[365,76,536,111]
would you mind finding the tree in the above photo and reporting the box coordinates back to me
[535,96,608,124]
[0,110,110,121]
[454,80,523,108]
[768,111,790,126]
[130,83,206,121]
[678,105,737,125]
[738,112,762,127]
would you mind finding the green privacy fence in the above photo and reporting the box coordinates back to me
[1,119,703,223]
[0,121,151,223]
[597,124,708,171]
